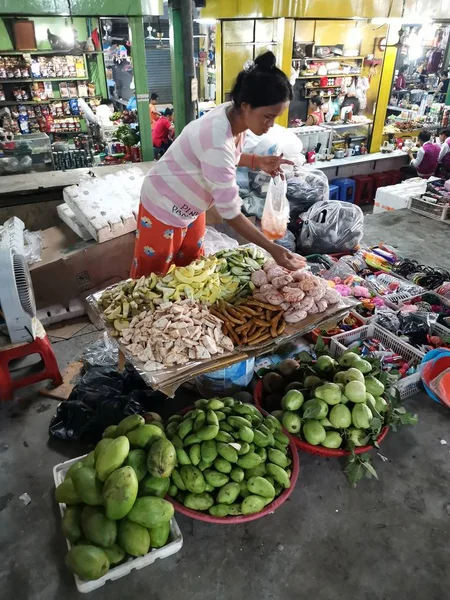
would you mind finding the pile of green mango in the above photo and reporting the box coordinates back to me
[55,413,177,581]
[164,398,293,518]
[264,352,388,450]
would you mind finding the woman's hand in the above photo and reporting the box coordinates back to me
[255,154,295,177]
[269,243,306,271]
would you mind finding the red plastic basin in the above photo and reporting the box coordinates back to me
[254,380,388,457]
[166,405,300,524]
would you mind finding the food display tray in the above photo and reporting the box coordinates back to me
[329,323,424,400]
[53,455,183,594]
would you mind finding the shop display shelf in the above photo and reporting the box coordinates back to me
[329,323,424,400]
[53,455,183,594]
[254,381,388,457]
[407,196,450,223]
[167,407,299,524]
[0,77,88,83]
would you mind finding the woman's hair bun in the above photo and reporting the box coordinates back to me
[254,51,276,72]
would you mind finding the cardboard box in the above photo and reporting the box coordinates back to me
[30,224,135,309]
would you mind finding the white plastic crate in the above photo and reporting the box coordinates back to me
[365,273,424,307]
[53,455,183,594]
[408,196,450,223]
[398,291,450,310]
[329,323,424,399]
[350,309,375,325]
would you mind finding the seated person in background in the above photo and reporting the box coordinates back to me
[400,130,440,179]
[150,92,161,128]
[436,128,450,178]
[305,95,324,126]
[395,65,407,90]
[152,108,174,153]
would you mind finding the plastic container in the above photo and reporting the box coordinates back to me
[365,272,425,308]
[53,455,183,594]
[253,380,388,457]
[408,196,450,222]
[330,323,424,400]
[195,358,255,398]
[167,407,299,524]
[307,311,365,345]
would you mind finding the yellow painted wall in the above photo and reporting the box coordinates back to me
[201,0,450,20]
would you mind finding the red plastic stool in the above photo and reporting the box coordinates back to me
[352,175,374,206]
[385,170,402,185]
[368,172,391,197]
[0,335,62,401]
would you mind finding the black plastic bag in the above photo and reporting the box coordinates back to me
[49,365,163,443]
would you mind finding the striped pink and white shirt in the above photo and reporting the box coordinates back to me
[141,103,244,227]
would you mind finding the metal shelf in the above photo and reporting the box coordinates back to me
[0,50,95,56]
[297,73,360,80]
[0,77,88,83]
[303,55,365,62]
[0,96,100,106]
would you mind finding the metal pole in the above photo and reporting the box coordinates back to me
[169,4,186,135]
[180,0,196,125]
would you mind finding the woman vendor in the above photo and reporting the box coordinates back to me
[131,51,305,278]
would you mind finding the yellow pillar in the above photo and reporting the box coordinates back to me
[215,21,223,104]
[276,18,295,127]
[370,31,398,153]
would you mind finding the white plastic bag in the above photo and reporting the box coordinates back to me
[261,176,289,241]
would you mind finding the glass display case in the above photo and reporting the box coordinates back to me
[0,132,53,176]
[323,120,373,153]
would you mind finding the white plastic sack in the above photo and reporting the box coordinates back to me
[261,176,289,241]
[298,200,364,254]
[243,124,305,167]
[204,226,239,256]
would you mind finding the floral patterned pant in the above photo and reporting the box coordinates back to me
[130,203,206,278]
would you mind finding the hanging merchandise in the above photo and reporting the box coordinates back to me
[355,77,369,111]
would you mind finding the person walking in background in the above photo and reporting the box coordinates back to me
[400,130,440,178]
[305,95,324,126]
[436,70,449,102]
[395,65,407,90]
[152,108,175,155]
[150,92,161,128]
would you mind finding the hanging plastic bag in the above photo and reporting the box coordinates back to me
[297,200,364,254]
[261,176,289,241]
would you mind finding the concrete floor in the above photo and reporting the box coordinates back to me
[1,209,450,600]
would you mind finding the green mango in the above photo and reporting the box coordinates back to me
[201,440,218,463]
[177,418,194,439]
[239,480,250,498]
[127,424,165,449]
[217,442,238,463]
[209,504,230,517]
[227,503,242,516]
[139,474,170,498]
[239,425,254,444]
[103,466,138,520]
[176,448,191,465]
[81,506,117,548]
[238,442,250,455]
[184,433,201,446]
[147,438,176,478]
[117,519,150,557]
[206,409,219,427]
[247,476,275,499]
[197,424,219,441]
[339,352,360,368]
[66,461,84,480]
[94,438,113,461]
[241,495,266,515]
[375,396,388,413]
[207,398,224,410]
[183,493,214,511]
[345,381,367,404]
[215,431,234,443]
[192,411,206,433]
[267,448,289,469]
[102,425,118,439]
[244,463,266,479]
[281,389,304,411]
[204,469,229,488]
[180,465,206,494]
[302,420,326,446]
[347,427,367,447]
[266,463,290,489]
[281,411,302,434]
[116,414,145,437]
[237,453,262,470]
[127,497,174,528]
[168,484,178,497]
[230,466,245,483]
[273,431,290,446]
[125,449,147,482]
[214,457,232,474]
[55,477,81,505]
[189,444,201,466]
[255,447,267,461]
[95,436,130,482]
[171,468,186,491]
[72,467,103,506]
[351,403,373,429]
[83,451,96,468]
[65,545,109,581]
[315,383,342,405]
[227,415,252,430]
[194,398,208,409]
[103,543,125,566]
[219,421,234,433]
[353,359,372,374]
[149,522,170,548]
[62,506,82,543]
[216,482,240,505]
[328,404,352,429]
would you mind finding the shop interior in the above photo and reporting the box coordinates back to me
[1,2,450,599]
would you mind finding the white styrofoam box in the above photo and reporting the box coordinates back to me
[373,179,427,214]
[57,203,93,241]
[37,297,86,326]
[53,455,183,594]
[63,168,144,242]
